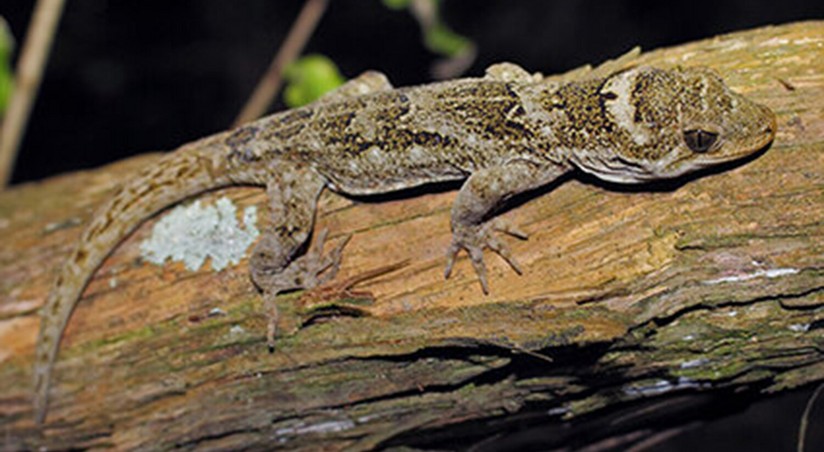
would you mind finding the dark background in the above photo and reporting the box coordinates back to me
[2,1,822,450]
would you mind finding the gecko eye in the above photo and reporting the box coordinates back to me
[683,129,719,153]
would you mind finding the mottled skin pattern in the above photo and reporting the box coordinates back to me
[33,62,776,424]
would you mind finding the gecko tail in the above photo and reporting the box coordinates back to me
[33,133,251,425]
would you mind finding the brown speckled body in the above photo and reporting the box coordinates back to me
[225,79,566,193]
[33,61,776,424]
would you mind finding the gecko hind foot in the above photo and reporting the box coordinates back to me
[444,219,527,294]
[254,229,351,293]
[258,229,351,350]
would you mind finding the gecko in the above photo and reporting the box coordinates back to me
[32,57,776,424]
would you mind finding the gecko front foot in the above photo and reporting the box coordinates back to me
[444,219,527,293]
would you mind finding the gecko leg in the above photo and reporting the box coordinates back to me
[249,165,349,348]
[254,72,396,348]
[444,159,569,293]
[261,228,350,350]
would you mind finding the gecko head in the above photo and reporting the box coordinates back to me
[585,66,776,183]
[659,66,777,177]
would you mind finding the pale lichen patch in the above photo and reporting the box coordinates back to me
[140,197,258,272]
[788,323,810,332]
[701,267,800,285]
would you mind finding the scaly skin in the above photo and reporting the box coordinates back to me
[33,62,776,424]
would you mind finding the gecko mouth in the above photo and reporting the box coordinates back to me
[698,104,777,168]
[732,112,777,160]
[760,108,778,148]
[741,102,778,155]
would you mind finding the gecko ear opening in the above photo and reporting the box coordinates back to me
[683,129,719,153]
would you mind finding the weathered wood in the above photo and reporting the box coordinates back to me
[1,21,822,450]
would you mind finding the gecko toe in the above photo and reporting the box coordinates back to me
[493,220,529,240]
[444,219,525,292]
[315,232,352,285]
[264,292,279,352]
[468,248,490,294]
[487,236,523,275]
[444,239,465,280]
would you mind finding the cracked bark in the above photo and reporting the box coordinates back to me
[1,21,822,451]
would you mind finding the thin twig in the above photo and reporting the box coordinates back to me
[232,0,329,127]
[0,0,66,188]
[798,382,824,452]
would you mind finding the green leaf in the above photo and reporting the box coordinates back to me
[283,54,345,108]
[382,0,412,10]
[381,0,473,60]
[424,22,470,57]
[0,17,14,115]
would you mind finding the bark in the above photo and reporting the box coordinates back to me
[1,21,822,451]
